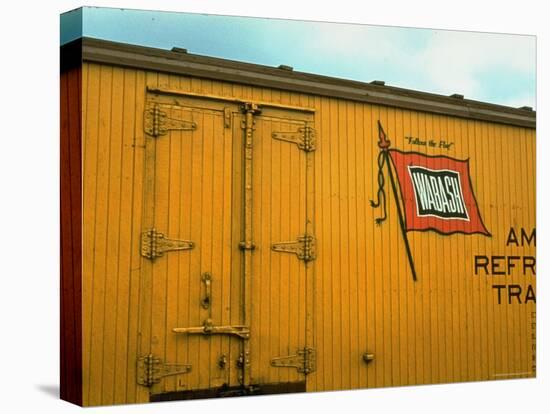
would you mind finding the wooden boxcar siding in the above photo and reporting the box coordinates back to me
[81,61,536,405]
[60,66,83,406]
[82,62,148,406]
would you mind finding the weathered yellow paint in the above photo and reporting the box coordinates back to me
[249,111,314,385]
[81,61,536,406]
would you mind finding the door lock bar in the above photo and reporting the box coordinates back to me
[173,318,250,339]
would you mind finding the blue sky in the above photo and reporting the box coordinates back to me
[61,6,536,109]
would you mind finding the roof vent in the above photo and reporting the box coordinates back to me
[518,106,533,111]
[171,47,188,54]
[278,64,294,71]
[450,93,464,99]
[370,80,385,86]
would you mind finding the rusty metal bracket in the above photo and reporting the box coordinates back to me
[137,354,192,388]
[240,102,262,115]
[223,107,232,128]
[144,103,197,137]
[271,234,316,262]
[238,241,256,251]
[272,126,316,152]
[141,228,195,260]
[173,318,250,339]
[271,347,316,374]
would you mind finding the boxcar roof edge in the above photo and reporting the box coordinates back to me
[68,37,536,129]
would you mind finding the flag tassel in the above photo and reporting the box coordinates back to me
[370,150,388,225]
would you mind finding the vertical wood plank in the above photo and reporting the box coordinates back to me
[127,69,148,404]
[329,98,342,389]
[319,96,334,390]
[471,120,484,380]
[370,105,383,388]
[101,66,125,405]
[480,119,490,381]
[163,105,183,393]
[354,102,367,389]
[394,108,410,386]
[363,104,376,389]
[88,64,113,405]
[60,65,83,406]
[347,101,359,389]
[338,100,351,390]
[82,63,100,406]
[113,68,137,404]
[312,96,325,393]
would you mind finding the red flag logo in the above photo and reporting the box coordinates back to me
[371,121,491,281]
[388,150,490,236]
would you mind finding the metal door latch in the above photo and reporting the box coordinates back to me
[271,234,316,262]
[141,228,195,260]
[172,318,250,339]
[218,354,228,369]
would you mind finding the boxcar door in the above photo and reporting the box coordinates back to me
[249,108,316,391]
[139,98,243,397]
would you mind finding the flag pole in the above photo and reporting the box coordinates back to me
[377,121,418,282]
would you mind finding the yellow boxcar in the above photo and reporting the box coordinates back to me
[60,37,536,406]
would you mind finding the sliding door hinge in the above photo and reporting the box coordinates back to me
[272,126,316,152]
[137,354,191,388]
[144,103,197,137]
[271,234,316,262]
[141,228,194,261]
[271,347,316,374]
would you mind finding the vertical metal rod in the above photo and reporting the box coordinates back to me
[241,103,261,387]
[137,104,158,398]
[385,151,418,281]
[304,120,315,381]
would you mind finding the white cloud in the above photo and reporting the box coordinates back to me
[414,31,535,98]
[301,23,535,105]
[305,23,406,61]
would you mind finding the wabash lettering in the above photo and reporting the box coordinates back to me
[408,166,468,220]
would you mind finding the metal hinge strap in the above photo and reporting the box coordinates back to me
[271,347,316,374]
[144,103,197,137]
[172,318,250,339]
[271,234,316,262]
[137,354,192,388]
[272,126,316,152]
[141,228,195,261]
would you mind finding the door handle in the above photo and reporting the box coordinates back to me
[201,272,212,309]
